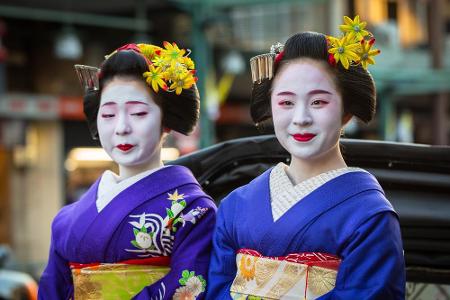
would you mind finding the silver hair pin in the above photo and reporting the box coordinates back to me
[74,64,100,91]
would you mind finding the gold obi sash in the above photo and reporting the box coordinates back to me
[230,249,341,300]
[70,257,170,300]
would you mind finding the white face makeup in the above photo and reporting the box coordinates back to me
[271,60,344,162]
[97,77,163,170]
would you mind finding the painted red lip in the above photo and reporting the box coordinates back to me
[117,144,134,151]
[292,133,316,142]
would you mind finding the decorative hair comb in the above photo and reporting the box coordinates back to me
[327,15,380,69]
[74,64,100,91]
[250,42,284,84]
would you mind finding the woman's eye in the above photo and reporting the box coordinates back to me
[311,100,327,106]
[101,114,115,118]
[131,112,148,116]
[279,100,293,106]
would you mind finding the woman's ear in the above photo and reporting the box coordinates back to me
[342,113,353,126]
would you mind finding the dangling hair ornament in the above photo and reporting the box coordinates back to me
[249,42,284,84]
[327,15,381,70]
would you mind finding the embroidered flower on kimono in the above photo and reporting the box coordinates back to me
[128,213,156,250]
[239,255,258,281]
[173,286,195,300]
[168,189,185,202]
[126,212,174,257]
[177,270,206,297]
[171,207,209,233]
[173,207,209,229]
[185,276,204,296]
[135,231,152,249]
[166,189,188,232]
[131,226,154,250]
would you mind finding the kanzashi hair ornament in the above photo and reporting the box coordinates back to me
[249,42,284,84]
[327,15,380,70]
[74,65,100,92]
[74,42,198,97]
[104,42,197,95]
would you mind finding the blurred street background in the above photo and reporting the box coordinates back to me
[0,0,449,299]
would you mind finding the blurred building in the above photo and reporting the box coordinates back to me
[0,0,449,285]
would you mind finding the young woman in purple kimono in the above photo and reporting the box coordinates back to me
[38,43,216,299]
[207,16,405,299]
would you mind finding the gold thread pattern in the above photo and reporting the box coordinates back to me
[307,266,338,296]
[265,263,307,298]
[72,264,169,299]
[254,257,279,288]
[230,251,339,299]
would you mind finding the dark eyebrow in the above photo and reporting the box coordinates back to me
[275,91,296,96]
[101,100,149,107]
[101,102,116,107]
[308,89,332,96]
[276,90,333,97]
[126,101,149,105]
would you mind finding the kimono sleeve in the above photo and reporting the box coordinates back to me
[206,195,238,300]
[319,211,406,300]
[38,228,73,299]
[133,197,217,300]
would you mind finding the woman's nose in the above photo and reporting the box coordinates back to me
[115,114,131,135]
[292,104,313,126]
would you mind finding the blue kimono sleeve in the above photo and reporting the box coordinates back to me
[206,197,237,300]
[38,233,73,300]
[319,211,405,300]
[133,198,217,300]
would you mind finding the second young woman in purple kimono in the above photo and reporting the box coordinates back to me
[39,43,216,299]
[208,18,405,299]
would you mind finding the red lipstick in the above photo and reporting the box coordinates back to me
[292,133,316,142]
[117,144,134,151]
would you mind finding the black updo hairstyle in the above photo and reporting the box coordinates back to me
[83,49,200,139]
[250,31,376,130]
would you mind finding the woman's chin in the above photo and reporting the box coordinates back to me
[116,158,157,169]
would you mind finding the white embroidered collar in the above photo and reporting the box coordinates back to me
[269,163,366,221]
[96,165,168,212]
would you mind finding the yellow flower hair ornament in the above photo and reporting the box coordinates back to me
[327,15,380,70]
[106,42,197,95]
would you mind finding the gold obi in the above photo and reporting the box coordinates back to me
[230,249,341,300]
[71,263,170,300]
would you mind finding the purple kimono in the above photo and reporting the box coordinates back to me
[38,165,216,299]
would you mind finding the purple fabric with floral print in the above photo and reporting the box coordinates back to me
[38,165,216,300]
